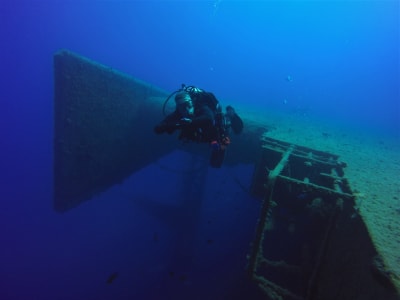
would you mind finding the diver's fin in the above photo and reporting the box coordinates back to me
[231,113,244,134]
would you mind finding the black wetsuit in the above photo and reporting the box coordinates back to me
[154,97,218,143]
[154,89,243,167]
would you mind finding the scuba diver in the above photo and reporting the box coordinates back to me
[154,84,243,168]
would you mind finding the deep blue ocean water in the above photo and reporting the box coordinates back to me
[1,1,399,299]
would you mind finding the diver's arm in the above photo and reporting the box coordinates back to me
[154,112,181,134]
[190,105,214,127]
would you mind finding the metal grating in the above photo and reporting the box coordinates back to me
[249,135,355,300]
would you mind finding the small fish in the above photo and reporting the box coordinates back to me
[106,272,118,284]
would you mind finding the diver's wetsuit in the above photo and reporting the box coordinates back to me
[154,93,219,143]
[154,88,242,167]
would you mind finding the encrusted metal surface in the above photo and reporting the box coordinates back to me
[249,135,355,299]
[53,50,170,212]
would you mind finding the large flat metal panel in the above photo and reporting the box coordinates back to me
[53,50,175,212]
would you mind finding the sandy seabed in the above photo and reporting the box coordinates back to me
[238,107,400,292]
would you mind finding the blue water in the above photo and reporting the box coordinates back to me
[1,1,399,299]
